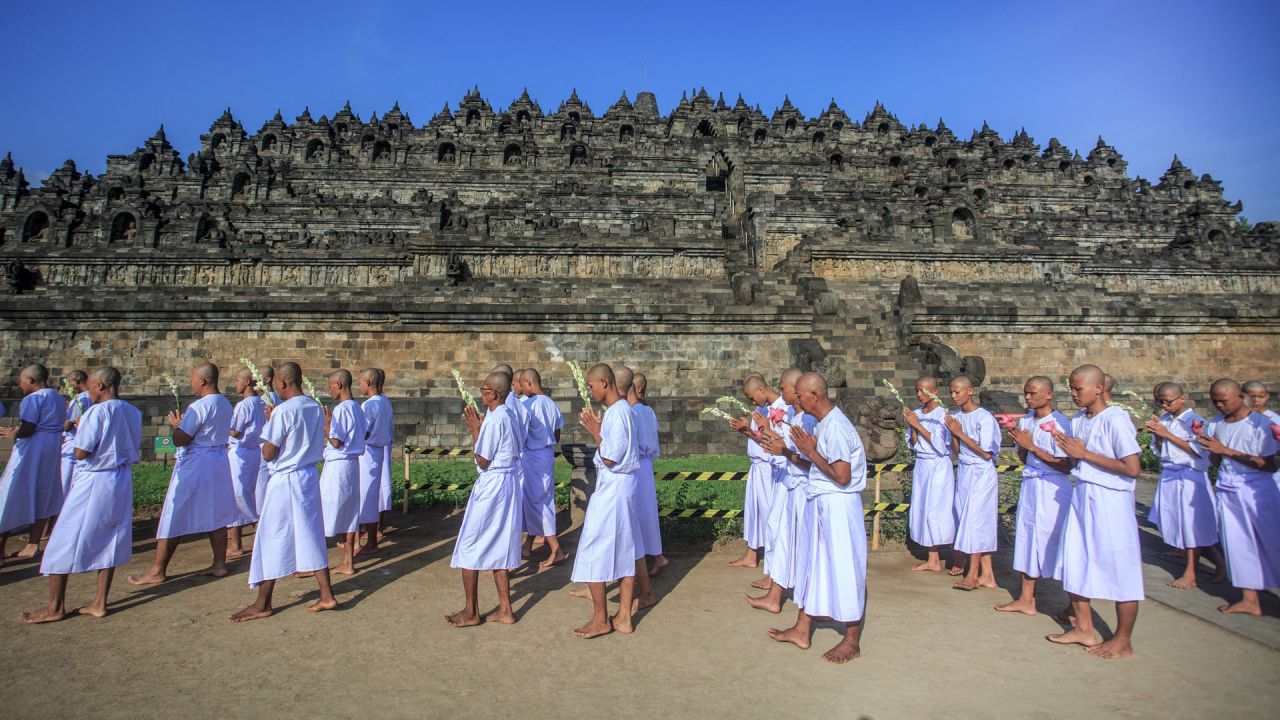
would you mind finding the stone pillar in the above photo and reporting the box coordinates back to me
[559,443,598,529]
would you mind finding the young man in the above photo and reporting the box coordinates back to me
[1243,380,1280,488]
[21,367,142,623]
[943,375,1001,590]
[253,365,281,514]
[1049,364,1143,659]
[58,369,91,507]
[320,369,366,576]
[769,372,868,664]
[1144,382,1224,589]
[519,367,567,569]
[727,374,784,569]
[356,368,392,555]
[995,377,1073,615]
[901,375,955,572]
[447,372,523,627]
[630,372,669,576]
[570,364,644,638]
[128,363,235,585]
[231,362,337,621]
[227,367,266,558]
[608,365,658,602]
[0,364,67,564]
[1197,379,1280,616]
[747,368,817,613]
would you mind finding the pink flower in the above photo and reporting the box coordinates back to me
[768,407,786,426]
[1191,420,1205,435]
[1271,423,1280,442]
[1038,420,1057,433]
[751,429,762,441]
[995,413,1018,429]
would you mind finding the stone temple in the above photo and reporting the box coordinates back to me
[1,88,1276,458]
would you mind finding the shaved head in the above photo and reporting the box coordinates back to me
[1026,376,1054,392]
[1211,378,1241,396]
[68,369,88,384]
[633,372,648,395]
[525,368,542,386]
[279,362,302,389]
[797,372,828,395]
[359,367,380,386]
[614,365,634,395]
[915,375,939,390]
[91,366,121,392]
[743,375,766,393]
[587,363,615,384]
[484,371,511,399]
[194,362,219,386]
[1157,381,1182,396]
[259,365,275,382]
[780,368,804,387]
[492,364,514,377]
[949,375,974,391]
[1103,374,1115,391]
[1242,380,1268,394]
[20,364,49,383]
[329,369,353,389]
[1071,364,1105,386]
[236,367,255,385]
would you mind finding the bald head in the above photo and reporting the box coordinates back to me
[614,365,634,395]
[743,375,766,393]
[194,362,219,387]
[67,369,88,384]
[91,366,121,393]
[1243,380,1268,394]
[1070,364,1105,386]
[278,362,302,388]
[483,371,511,402]
[259,365,275,382]
[915,375,939,391]
[525,368,543,387]
[633,372,648,396]
[329,369,352,389]
[1026,375,1054,392]
[1103,374,1116,392]
[493,364,514,376]
[1211,378,1241,396]
[949,375,974,391]
[587,363,614,384]
[236,367,255,385]
[795,372,829,409]
[20,364,49,384]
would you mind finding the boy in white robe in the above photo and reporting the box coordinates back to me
[1049,364,1143,659]
[944,375,1002,590]
[1242,380,1280,488]
[519,368,567,568]
[447,372,523,627]
[1,364,70,564]
[231,362,337,621]
[321,369,367,576]
[747,368,817,613]
[356,368,393,555]
[226,367,266,558]
[769,372,867,665]
[996,376,1073,615]
[128,363,235,585]
[58,369,91,507]
[1197,379,1280,616]
[727,374,783,569]
[570,364,646,638]
[22,367,142,623]
[1144,382,1225,589]
[631,372,669,576]
[901,375,955,572]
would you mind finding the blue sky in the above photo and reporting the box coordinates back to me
[3,0,1277,220]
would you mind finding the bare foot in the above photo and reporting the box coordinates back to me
[631,592,657,614]
[294,571,315,578]
[229,605,273,623]
[19,607,67,624]
[75,606,108,619]
[8,543,39,560]
[307,598,338,613]
[444,609,482,627]
[568,586,591,599]
[750,577,772,590]
[648,556,669,577]
[197,565,229,578]
[1046,627,1101,647]
[332,563,356,576]
[947,566,965,577]
[727,553,758,568]
[610,612,634,634]
[539,551,568,569]
[745,592,782,613]
[483,608,516,625]
[823,637,861,664]
[953,578,979,591]
[976,576,998,589]
[376,532,386,542]
[1086,637,1134,659]
[226,547,246,559]
[353,544,380,558]
[127,571,166,586]
[573,617,613,639]
[767,624,811,650]
[995,598,1037,616]
[1168,574,1197,589]
[912,560,942,572]
[1218,600,1263,616]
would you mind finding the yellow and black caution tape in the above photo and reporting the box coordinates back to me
[405,480,571,493]
[655,471,748,482]
[658,508,743,518]
[403,446,472,457]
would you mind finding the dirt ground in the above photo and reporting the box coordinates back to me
[1,508,1278,720]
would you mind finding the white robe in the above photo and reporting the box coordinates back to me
[763,407,817,589]
[907,405,955,548]
[1207,412,1280,590]
[0,388,66,532]
[952,407,1001,555]
[1011,411,1073,579]
[359,394,394,520]
[40,399,142,575]
[743,397,788,549]
[155,393,235,538]
[1149,409,1217,549]
[792,407,867,623]
[249,396,328,586]
[1059,407,1144,602]
[631,402,663,557]
[520,394,563,537]
[452,404,522,570]
[320,399,367,537]
[59,391,91,500]
[226,395,266,528]
[571,399,642,583]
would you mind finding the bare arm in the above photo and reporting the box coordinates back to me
[262,441,280,462]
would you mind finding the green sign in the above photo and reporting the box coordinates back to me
[154,436,176,455]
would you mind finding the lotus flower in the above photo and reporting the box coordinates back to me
[1038,420,1057,433]
[767,406,786,426]
[750,429,762,441]
[1271,423,1280,442]
[1191,419,1205,435]
[995,413,1019,429]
